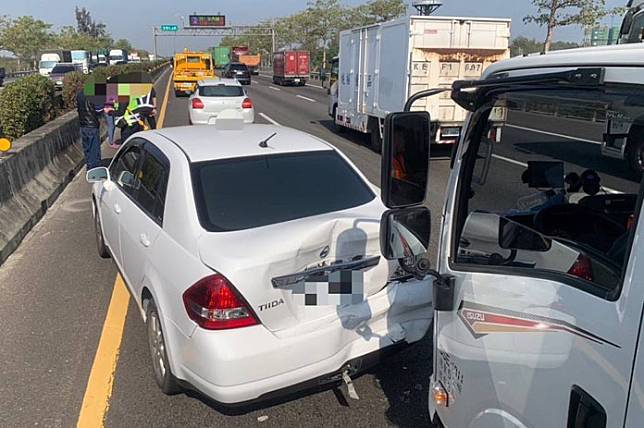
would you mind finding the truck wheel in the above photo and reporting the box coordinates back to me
[332,106,345,134]
[627,134,644,174]
[369,120,382,153]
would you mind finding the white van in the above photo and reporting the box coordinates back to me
[379,43,644,427]
[39,53,61,76]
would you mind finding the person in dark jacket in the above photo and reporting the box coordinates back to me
[76,89,105,169]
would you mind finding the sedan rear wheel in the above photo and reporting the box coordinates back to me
[146,299,181,395]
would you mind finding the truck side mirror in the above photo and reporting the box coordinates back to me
[381,111,430,208]
[380,206,431,260]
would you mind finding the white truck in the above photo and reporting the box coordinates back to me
[329,15,511,151]
[378,42,644,428]
[39,53,61,76]
[109,49,128,65]
[71,50,91,74]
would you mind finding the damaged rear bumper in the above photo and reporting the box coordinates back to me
[172,278,433,404]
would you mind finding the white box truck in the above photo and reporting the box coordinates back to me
[329,15,511,151]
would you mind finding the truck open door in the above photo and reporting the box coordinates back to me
[381,68,644,428]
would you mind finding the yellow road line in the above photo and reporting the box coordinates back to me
[157,70,173,128]
[76,69,173,428]
[76,276,129,428]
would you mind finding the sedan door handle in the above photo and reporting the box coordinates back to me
[113,203,121,214]
[139,234,151,248]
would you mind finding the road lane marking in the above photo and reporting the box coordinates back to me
[156,70,173,128]
[506,124,602,145]
[259,112,281,126]
[269,86,281,91]
[77,69,173,428]
[305,82,324,89]
[76,275,130,428]
[296,94,317,103]
[492,154,527,168]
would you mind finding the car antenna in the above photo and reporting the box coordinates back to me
[259,132,277,148]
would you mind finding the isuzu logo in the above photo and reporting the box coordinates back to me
[320,246,330,259]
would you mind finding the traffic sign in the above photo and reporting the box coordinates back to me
[160,25,179,32]
[187,15,226,28]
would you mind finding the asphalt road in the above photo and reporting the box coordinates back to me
[1,70,640,428]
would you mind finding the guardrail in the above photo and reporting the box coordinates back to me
[6,70,37,79]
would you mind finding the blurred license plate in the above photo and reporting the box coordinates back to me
[294,78,301,82]
[291,270,364,306]
[236,71,244,75]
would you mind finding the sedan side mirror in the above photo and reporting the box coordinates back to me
[86,167,109,183]
[380,206,431,260]
[381,111,431,208]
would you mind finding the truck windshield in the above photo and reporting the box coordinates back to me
[72,52,86,61]
[454,82,644,299]
[39,61,57,69]
[191,151,375,232]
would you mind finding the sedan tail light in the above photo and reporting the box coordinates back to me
[183,274,259,330]
[241,98,253,109]
[191,98,204,110]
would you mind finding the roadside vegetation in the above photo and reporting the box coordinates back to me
[0,61,166,141]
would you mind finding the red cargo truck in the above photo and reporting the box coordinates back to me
[232,46,250,62]
[272,51,309,86]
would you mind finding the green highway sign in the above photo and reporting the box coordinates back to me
[160,25,179,32]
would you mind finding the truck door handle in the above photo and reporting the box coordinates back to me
[113,203,121,214]
[139,234,151,247]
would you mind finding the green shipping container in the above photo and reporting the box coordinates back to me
[212,47,231,67]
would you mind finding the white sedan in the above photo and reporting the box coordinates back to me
[86,122,432,404]
[188,78,254,125]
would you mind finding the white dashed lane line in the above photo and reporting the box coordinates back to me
[296,94,317,103]
[259,112,281,126]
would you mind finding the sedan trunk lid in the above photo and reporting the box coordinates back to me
[197,203,394,332]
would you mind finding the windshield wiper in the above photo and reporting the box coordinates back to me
[452,67,605,111]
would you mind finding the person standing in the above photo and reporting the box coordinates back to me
[76,88,104,169]
[105,75,117,147]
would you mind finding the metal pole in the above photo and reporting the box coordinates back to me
[153,27,158,59]
[271,22,276,55]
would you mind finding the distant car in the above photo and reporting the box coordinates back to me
[188,78,254,125]
[85,123,432,405]
[222,62,251,85]
[49,63,79,88]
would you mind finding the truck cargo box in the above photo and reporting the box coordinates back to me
[273,51,310,86]
[239,54,261,75]
[333,16,510,147]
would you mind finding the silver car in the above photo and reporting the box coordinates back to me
[188,78,255,125]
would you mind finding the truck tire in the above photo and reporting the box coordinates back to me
[369,120,382,153]
[332,106,345,134]
[627,129,644,174]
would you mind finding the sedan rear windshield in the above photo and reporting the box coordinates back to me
[192,151,375,232]
[229,64,248,71]
[199,85,244,97]
[52,65,75,73]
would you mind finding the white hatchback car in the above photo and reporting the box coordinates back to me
[86,123,433,404]
[188,78,254,125]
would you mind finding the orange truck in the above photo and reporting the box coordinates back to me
[238,54,261,75]
[172,49,215,96]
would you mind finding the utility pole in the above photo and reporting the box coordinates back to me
[153,27,158,59]
[271,20,276,54]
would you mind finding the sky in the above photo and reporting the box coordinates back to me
[0,0,628,56]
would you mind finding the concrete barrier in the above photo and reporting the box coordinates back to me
[0,63,170,266]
